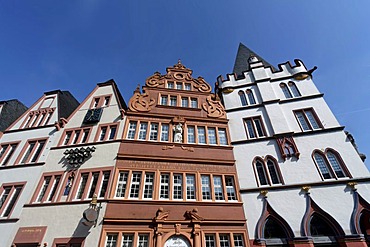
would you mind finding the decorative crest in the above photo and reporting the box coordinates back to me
[202,95,226,118]
[128,88,155,112]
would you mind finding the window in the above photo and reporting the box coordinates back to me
[218,128,227,145]
[0,183,24,218]
[288,82,301,97]
[74,170,111,200]
[246,90,256,104]
[280,83,292,99]
[93,98,100,108]
[225,177,237,201]
[129,172,141,198]
[35,174,62,203]
[254,157,283,186]
[116,171,128,197]
[138,123,148,140]
[61,128,91,145]
[190,98,198,108]
[186,174,196,200]
[97,125,118,142]
[198,127,206,144]
[201,175,211,200]
[173,174,183,199]
[0,143,18,166]
[185,84,191,90]
[19,139,46,164]
[181,97,189,107]
[219,234,230,247]
[205,235,215,247]
[104,96,111,106]
[233,234,245,247]
[105,234,118,247]
[187,126,195,143]
[161,96,168,105]
[294,109,321,131]
[161,124,169,142]
[170,96,177,106]
[213,176,224,200]
[239,91,247,106]
[143,173,154,199]
[122,234,134,247]
[167,81,174,89]
[22,108,55,129]
[127,122,137,139]
[137,234,149,247]
[160,174,170,199]
[244,117,266,139]
[91,95,112,108]
[313,149,350,180]
[204,234,245,247]
[176,82,182,90]
[149,123,158,141]
[208,128,217,145]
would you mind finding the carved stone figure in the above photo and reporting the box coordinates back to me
[173,123,183,143]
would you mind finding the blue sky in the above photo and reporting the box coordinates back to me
[0,1,369,168]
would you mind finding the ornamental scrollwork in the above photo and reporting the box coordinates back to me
[146,71,164,88]
[202,95,226,118]
[193,76,211,93]
[128,89,155,112]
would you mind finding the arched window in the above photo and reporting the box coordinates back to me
[309,214,337,237]
[288,82,301,97]
[359,210,370,242]
[267,159,280,184]
[280,83,292,99]
[313,153,333,179]
[256,160,268,186]
[246,89,256,104]
[264,217,289,239]
[238,90,247,106]
[283,143,295,156]
[313,149,350,180]
[254,157,283,186]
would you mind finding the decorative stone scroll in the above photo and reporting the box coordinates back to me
[184,208,203,221]
[193,76,211,93]
[146,71,165,87]
[128,86,155,112]
[202,95,226,118]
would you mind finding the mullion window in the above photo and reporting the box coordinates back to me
[186,174,196,200]
[173,174,183,199]
[161,124,169,142]
[143,173,154,199]
[138,123,148,140]
[98,171,110,198]
[37,176,51,202]
[129,172,142,198]
[116,171,129,197]
[327,152,345,178]
[187,126,195,143]
[201,175,211,200]
[205,235,216,247]
[219,234,230,247]
[127,122,137,139]
[314,153,333,179]
[198,127,206,144]
[122,234,134,247]
[160,174,170,199]
[213,176,224,200]
[105,234,118,247]
[208,128,217,144]
[0,143,17,166]
[225,177,237,201]
[149,123,159,141]
[2,186,22,217]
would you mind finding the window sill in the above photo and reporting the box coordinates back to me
[0,162,45,170]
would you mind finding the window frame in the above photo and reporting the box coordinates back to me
[32,172,63,203]
[294,108,322,131]
[0,141,20,166]
[89,94,113,109]
[253,157,284,187]
[16,138,48,164]
[95,124,119,142]
[0,182,25,218]
[59,127,92,146]
[243,116,267,139]
[312,149,351,180]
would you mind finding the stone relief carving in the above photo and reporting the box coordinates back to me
[193,76,211,93]
[184,208,203,221]
[154,207,169,221]
[146,71,164,88]
[202,95,226,118]
[128,86,155,112]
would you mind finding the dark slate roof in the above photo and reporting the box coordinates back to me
[233,43,277,76]
[0,99,28,131]
[55,90,80,119]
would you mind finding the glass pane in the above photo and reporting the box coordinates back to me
[161,124,169,142]
[314,153,332,179]
[267,160,280,184]
[327,152,345,177]
[256,161,268,185]
[201,175,211,200]
[213,176,224,200]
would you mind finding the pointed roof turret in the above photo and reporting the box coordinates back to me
[233,43,276,76]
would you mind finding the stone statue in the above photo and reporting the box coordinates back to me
[173,123,183,143]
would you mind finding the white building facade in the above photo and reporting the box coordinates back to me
[217,44,370,247]
[8,80,127,247]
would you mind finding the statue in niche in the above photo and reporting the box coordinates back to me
[173,123,183,143]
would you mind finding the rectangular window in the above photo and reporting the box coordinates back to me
[105,234,118,247]
[64,131,72,145]
[161,124,169,142]
[36,174,62,203]
[75,170,110,200]
[198,127,206,144]
[137,234,149,247]
[181,97,189,107]
[138,122,148,140]
[20,139,46,164]
[72,130,81,144]
[149,123,159,141]
[190,98,198,108]
[76,174,88,199]
[160,174,170,199]
[170,96,177,106]
[104,96,111,106]
[0,184,24,218]
[295,109,321,131]
[122,234,134,247]
[244,117,266,139]
[208,127,217,145]
[108,126,117,140]
[127,122,137,139]
[225,177,237,201]
[205,235,215,247]
[129,172,141,198]
[176,82,183,90]
[99,127,107,141]
[186,174,196,200]
[81,129,90,143]
[201,175,211,200]
[213,176,224,200]
[173,174,183,200]
[167,81,174,89]
[143,173,154,199]
[116,171,128,197]
[218,128,227,145]
[93,98,100,108]
[233,234,244,247]
[161,96,168,105]
[185,84,191,90]
[187,126,195,143]
[219,234,230,247]
[0,143,18,166]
